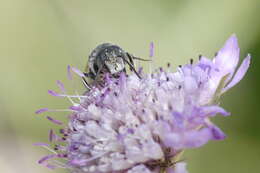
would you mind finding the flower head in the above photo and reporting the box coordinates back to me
[36,35,250,173]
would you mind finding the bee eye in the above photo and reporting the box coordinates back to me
[93,64,99,73]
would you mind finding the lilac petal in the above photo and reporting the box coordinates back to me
[48,90,60,97]
[33,142,50,147]
[164,128,213,149]
[210,125,226,140]
[127,164,153,173]
[201,105,230,117]
[71,67,85,77]
[174,162,188,173]
[166,162,188,173]
[198,56,215,71]
[183,128,213,148]
[38,154,56,164]
[183,76,198,93]
[35,108,49,114]
[172,112,185,129]
[223,54,251,93]
[56,80,65,93]
[214,34,240,76]
[46,116,63,125]
[149,42,154,57]
[67,65,73,80]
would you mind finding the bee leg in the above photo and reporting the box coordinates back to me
[126,52,135,72]
[133,56,151,61]
[126,52,135,64]
[93,63,105,85]
[124,54,142,79]
[82,75,92,89]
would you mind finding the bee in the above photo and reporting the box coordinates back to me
[82,43,149,88]
[146,148,184,173]
[147,158,184,173]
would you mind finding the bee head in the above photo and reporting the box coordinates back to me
[102,45,125,74]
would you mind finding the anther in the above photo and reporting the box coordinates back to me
[59,129,64,134]
[168,105,173,110]
[190,58,194,64]
[155,112,159,120]
[198,54,202,60]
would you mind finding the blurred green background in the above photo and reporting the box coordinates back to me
[0,0,259,172]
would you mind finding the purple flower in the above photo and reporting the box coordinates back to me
[36,35,250,173]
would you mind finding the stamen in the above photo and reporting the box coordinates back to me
[56,80,65,93]
[35,108,49,114]
[69,105,83,111]
[67,65,73,80]
[45,109,76,113]
[33,143,50,147]
[48,91,88,99]
[47,116,63,125]
[52,161,68,169]
[190,58,194,65]
[149,42,154,73]
[71,67,85,77]
[49,129,55,142]
[38,154,57,164]
[70,151,109,166]
[45,164,56,169]
[198,54,202,60]
[48,90,60,97]
[149,41,154,57]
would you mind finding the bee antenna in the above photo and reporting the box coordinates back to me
[124,54,142,79]
[132,56,151,61]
